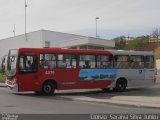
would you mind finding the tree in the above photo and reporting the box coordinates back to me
[112,36,126,50]
[152,28,160,39]
[124,36,149,50]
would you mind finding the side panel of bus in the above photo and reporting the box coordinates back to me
[114,55,155,88]
[34,66,81,90]
[38,69,114,90]
[36,52,114,90]
[77,69,116,89]
[116,69,145,87]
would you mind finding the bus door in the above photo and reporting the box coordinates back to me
[144,56,155,81]
[18,54,38,91]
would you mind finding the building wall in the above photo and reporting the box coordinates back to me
[42,30,84,47]
[58,37,89,48]
[156,59,160,69]
[57,36,115,49]
[88,37,115,48]
[0,31,43,62]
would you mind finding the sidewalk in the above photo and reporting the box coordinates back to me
[59,89,160,109]
[0,82,6,87]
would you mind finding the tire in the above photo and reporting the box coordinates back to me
[114,79,127,92]
[42,82,55,96]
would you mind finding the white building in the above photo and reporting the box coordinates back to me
[0,30,115,63]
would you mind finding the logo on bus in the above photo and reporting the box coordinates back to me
[139,70,143,74]
[45,71,55,75]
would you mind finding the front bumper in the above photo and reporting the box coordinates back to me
[5,80,18,92]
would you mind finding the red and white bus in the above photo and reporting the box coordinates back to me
[5,48,156,95]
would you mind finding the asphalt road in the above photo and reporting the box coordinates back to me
[0,88,159,114]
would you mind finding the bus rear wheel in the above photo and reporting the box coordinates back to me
[42,82,55,96]
[114,79,127,92]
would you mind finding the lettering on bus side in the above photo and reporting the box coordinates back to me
[45,71,55,75]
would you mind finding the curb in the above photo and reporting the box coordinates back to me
[59,96,160,110]
[72,98,160,110]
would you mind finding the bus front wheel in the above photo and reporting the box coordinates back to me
[114,79,127,92]
[42,82,55,96]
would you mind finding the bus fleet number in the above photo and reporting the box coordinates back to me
[45,71,55,75]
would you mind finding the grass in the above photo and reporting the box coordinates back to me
[0,72,6,82]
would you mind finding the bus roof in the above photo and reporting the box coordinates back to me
[18,48,112,55]
[18,48,154,56]
[108,49,154,56]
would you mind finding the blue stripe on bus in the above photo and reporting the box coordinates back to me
[79,69,117,80]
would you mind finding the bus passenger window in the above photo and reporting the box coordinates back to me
[97,55,113,68]
[79,55,95,68]
[82,61,90,68]
[40,54,56,69]
[130,55,144,69]
[57,54,77,69]
[114,55,130,69]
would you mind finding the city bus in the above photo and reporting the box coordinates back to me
[5,48,156,95]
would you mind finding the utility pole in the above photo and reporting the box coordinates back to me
[95,17,99,38]
[13,24,15,37]
[25,0,27,41]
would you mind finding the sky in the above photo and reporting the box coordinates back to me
[0,0,160,40]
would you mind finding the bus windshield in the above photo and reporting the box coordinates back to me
[6,50,18,77]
